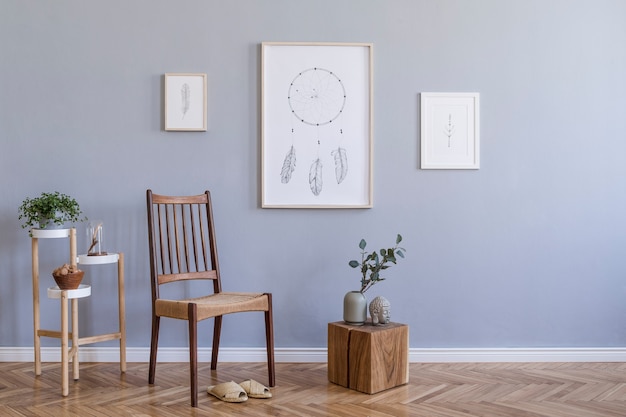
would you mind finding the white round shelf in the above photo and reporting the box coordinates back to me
[30,228,71,239]
[77,253,119,265]
[47,284,91,299]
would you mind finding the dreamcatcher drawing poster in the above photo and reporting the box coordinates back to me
[262,42,373,208]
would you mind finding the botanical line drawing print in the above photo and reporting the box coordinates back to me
[180,83,190,120]
[281,67,348,196]
[443,113,455,147]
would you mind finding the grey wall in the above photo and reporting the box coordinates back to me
[2,0,625,350]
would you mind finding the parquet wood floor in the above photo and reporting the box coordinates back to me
[1,361,625,416]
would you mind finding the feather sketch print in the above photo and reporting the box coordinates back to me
[331,147,348,184]
[180,83,190,120]
[281,145,297,183]
[309,158,323,196]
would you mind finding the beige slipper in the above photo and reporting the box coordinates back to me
[239,379,272,399]
[207,381,248,403]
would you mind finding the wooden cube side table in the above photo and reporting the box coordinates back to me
[328,321,409,394]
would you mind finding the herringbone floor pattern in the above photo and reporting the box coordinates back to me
[1,361,625,416]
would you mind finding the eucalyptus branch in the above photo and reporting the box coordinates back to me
[348,234,406,294]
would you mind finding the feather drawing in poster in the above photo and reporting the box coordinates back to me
[281,145,297,183]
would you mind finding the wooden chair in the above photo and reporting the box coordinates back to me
[146,190,275,407]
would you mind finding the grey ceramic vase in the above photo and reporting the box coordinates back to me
[343,291,367,325]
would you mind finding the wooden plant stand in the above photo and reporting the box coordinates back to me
[31,228,126,397]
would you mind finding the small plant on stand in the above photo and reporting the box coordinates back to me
[18,191,86,234]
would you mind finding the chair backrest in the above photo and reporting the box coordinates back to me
[146,190,222,302]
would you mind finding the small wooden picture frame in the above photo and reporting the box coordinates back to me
[164,73,207,131]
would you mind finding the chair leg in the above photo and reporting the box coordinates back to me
[188,304,198,407]
[264,293,276,387]
[210,315,222,370]
[148,315,160,384]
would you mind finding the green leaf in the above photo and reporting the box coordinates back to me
[359,239,367,250]
[396,250,405,258]
[396,234,402,244]
[348,260,360,268]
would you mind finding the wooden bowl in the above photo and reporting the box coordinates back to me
[52,270,84,290]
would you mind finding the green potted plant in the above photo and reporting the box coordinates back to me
[344,234,406,325]
[18,191,87,233]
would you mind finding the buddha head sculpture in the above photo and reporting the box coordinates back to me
[369,296,391,325]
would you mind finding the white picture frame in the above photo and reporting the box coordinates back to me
[420,92,480,169]
[164,73,207,131]
[261,42,373,208]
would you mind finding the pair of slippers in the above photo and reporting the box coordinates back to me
[207,379,272,403]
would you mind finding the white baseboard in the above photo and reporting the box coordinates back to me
[408,347,626,362]
[1,347,626,363]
